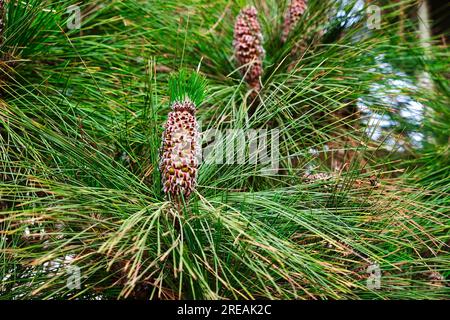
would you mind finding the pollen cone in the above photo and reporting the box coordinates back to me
[233,6,265,91]
[159,72,206,202]
[282,0,307,43]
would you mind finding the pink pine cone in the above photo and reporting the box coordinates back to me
[233,6,265,91]
[160,99,200,199]
[0,0,4,41]
[282,0,308,43]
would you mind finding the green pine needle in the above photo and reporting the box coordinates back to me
[169,70,207,106]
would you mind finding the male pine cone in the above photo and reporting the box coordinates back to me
[0,0,4,47]
[282,0,307,43]
[233,6,265,91]
[160,99,200,200]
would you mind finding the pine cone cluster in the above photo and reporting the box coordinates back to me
[282,0,308,43]
[160,99,200,200]
[233,6,265,91]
